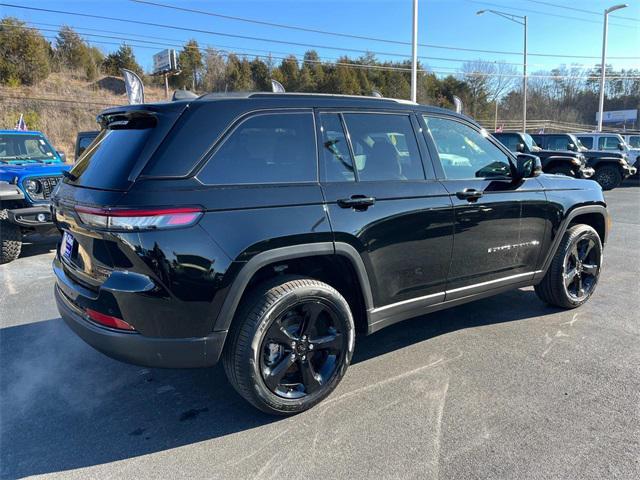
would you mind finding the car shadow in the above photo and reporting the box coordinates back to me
[18,234,59,259]
[0,287,560,479]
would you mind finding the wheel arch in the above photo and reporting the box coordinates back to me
[534,204,608,281]
[213,242,374,335]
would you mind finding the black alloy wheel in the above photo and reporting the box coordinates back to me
[563,236,601,302]
[593,165,622,191]
[260,299,347,399]
[223,276,354,415]
[535,224,602,308]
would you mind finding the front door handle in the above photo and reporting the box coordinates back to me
[337,195,376,210]
[456,188,483,202]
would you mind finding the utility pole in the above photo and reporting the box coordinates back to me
[522,15,527,132]
[411,0,418,103]
[598,4,628,132]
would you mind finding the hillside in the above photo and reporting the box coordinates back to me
[0,72,166,161]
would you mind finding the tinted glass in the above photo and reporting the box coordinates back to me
[628,136,640,148]
[424,116,512,179]
[198,112,316,185]
[545,136,572,151]
[0,134,59,162]
[599,136,621,150]
[342,113,424,181]
[69,128,152,189]
[577,136,593,149]
[493,133,520,152]
[319,113,354,182]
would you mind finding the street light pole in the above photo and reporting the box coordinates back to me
[477,9,527,131]
[411,0,418,103]
[523,15,527,132]
[597,4,628,132]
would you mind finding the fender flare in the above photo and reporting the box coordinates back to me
[213,242,373,332]
[533,204,608,281]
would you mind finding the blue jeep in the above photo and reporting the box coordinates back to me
[0,130,71,263]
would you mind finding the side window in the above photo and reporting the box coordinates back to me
[341,113,425,181]
[319,113,354,182]
[629,136,640,148]
[424,116,512,180]
[578,136,593,149]
[198,112,316,185]
[495,134,519,152]
[599,136,619,150]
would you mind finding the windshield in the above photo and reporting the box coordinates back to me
[522,133,539,150]
[0,134,60,163]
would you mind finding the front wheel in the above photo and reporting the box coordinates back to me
[593,165,622,190]
[0,209,22,264]
[223,276,355,415]
[535,224,602,309]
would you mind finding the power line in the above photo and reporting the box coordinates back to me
[469,0,638,29]
[2,3,638,60]
[521,0,639,23]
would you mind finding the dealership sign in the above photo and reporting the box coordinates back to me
[153,49,178,75]
[595,109,638,124]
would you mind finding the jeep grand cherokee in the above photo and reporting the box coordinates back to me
[52,93,608,414]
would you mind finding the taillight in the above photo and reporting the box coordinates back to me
[86,308,135,331]
[75,206,203,231]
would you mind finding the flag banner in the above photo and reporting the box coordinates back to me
[271,79,285,93]
[121,69,145,105]
[14,114,27,131]
[453,96,463,114]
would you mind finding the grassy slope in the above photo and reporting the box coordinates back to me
[0,72,166,162]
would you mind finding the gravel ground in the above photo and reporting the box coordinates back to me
[1,181,638,480]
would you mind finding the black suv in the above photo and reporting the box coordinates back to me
[52,94,608,414]
[532,133,634,190]
[493,131,594,179]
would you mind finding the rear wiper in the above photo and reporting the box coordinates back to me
[62,170,78,181]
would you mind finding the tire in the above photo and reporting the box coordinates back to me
[0,209,22,264]
[535,224,602,309]
[548,164,575,177]
[593,165,622,191]
[223,275,355,415]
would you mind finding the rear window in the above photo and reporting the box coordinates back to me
[197,112,317,185]
[67,106,184,190]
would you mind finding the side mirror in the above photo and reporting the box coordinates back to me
[57,151,66,162]
[618,142,625,151]
[516,143,526,153]
[515,154,542,180]
[567,143,576,151]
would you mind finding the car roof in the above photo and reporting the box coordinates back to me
[0,130,44,135]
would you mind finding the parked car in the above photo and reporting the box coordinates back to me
[52,93,609,415]
[493,131,593,179]
[622,133,640,149]
[575,132,640,171]
[0,130,71,263]
[75,131,99,160]
[532,133,635,190]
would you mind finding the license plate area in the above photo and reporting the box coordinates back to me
[61,231,75,262]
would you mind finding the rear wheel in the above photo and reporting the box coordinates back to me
[0,209,22,264]
[223,276,355,415]
[593,165,622,190]
[535,224,602,308]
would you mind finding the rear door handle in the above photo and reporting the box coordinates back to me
[456,189,483,201]
[337,195,376,209]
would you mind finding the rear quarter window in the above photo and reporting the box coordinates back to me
[197,111,317,185]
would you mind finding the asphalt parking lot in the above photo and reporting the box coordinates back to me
[1,180,638,480]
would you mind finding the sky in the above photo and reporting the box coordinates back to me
[1,0,639,76]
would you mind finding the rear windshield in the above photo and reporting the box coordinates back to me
[66,106,185,190]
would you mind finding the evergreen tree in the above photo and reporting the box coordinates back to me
[0,17,51,85]
[102,44,143,77]
[173,40,203,90]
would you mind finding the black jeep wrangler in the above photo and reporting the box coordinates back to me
[52,93,608,414]
[532,133,634,190]
[493,131,594,179]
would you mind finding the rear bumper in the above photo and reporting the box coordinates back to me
[53,257,227,368]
